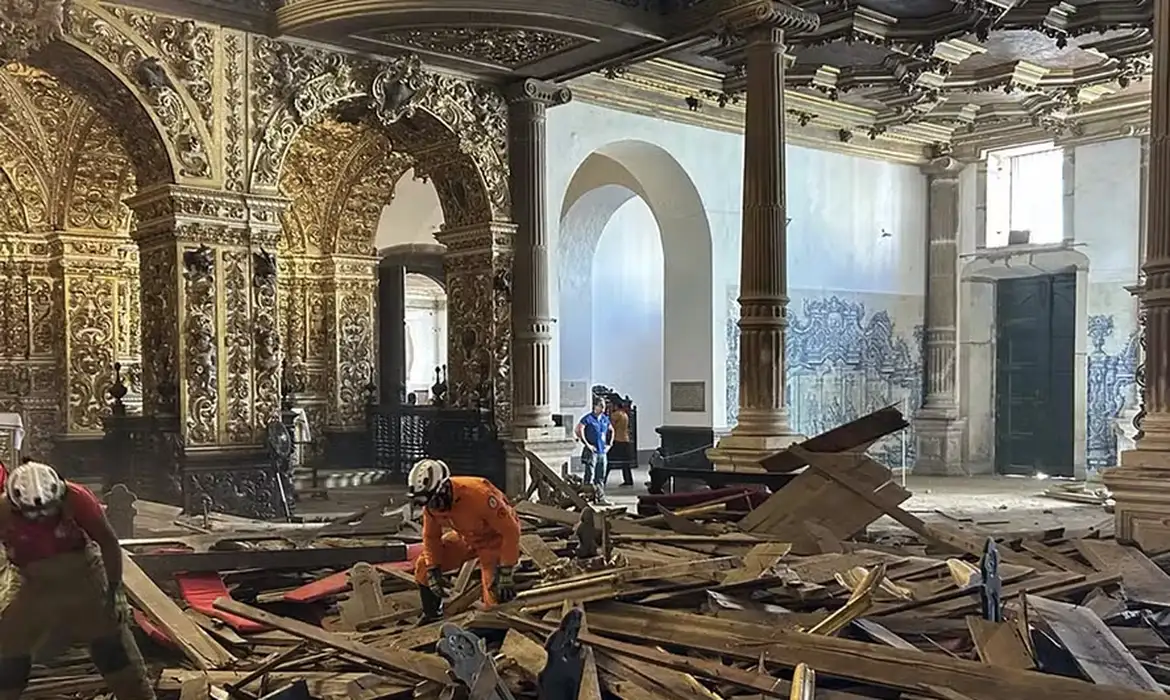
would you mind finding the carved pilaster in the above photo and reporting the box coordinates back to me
[1106,0,1170,551]
[710,20,807,472]
[506,78,571,434]
[913,157,967,475]
[127,184,288,446]
[46,233,124,436]
[323,255,377,431]
[435,221,515,430]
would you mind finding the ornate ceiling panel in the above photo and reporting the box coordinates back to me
[355,26,594,71]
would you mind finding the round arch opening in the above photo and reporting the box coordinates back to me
[0,40,176,464]
[555,140,714,455]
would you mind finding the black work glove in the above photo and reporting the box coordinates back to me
[493,565,516,604]
[426,567,451,598]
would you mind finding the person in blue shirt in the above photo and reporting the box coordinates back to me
[575,397,614,504]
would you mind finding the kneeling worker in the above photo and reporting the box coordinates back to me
[408,459,520,619]
[0,460,155,700]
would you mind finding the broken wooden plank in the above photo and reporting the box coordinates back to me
[1077,539,1170,608]
[122,551,235,670]
[213,598,451,685]
[1027,595,1164,693]
[965,617,1034,670]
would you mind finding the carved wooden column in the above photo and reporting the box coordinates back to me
[709,4,819,471]
[507,78,571,433]
[913,158,966,475]
[1105,0,1170,550]
[127,185,287,447]
[434,221,515,426]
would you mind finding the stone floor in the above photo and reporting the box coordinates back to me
[294,465,1112,537]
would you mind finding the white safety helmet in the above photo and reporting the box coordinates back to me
[407,458,451,506]
[5,460,66,519]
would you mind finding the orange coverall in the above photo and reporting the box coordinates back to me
[413,476,521,606]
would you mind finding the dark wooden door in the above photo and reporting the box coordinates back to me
[995,272,1076,476]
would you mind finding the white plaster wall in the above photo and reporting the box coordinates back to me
[547,101,740,428]
[547,100,928,443]
[956,138,1143,474]
[589,198,664,450]
[404,274,447,395]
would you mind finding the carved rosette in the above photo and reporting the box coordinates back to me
[435,222,515,430]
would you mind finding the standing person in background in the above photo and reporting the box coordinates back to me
[575,397,613,504]
[607,398,635,487]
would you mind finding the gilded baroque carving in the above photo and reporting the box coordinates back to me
[222,249,252,443]
[222,31,246,191]
[138,243,179,414]
[63,272,117,433]
[64,1,208,181]
[436,222,515,428]
[334,278,376,428]
[182,244,218,444]
[0,0,66,62]
[367,27,587,70]
[252,247,281,437]
[248,38,510,223]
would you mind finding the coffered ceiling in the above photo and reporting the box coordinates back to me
[132,0,1154,160]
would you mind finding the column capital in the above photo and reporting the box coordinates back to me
[921,156,964,180]
[714,0,819,35]
[505,79,572,108]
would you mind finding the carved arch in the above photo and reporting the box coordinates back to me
[248,40,509,227]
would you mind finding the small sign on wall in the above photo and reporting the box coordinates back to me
[670,381,706,413]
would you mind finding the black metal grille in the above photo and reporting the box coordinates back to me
[368,404,506,489]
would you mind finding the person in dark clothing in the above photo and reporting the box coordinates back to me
[607,398,635,486]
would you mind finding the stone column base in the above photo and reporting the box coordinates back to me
[912,414,967,476]
[707,431,805,473]
[1103,449,1170,552]
[508,426,575,499]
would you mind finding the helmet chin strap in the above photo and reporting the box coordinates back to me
[429,480,454,511]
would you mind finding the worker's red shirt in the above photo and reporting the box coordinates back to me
[0,462,106,567]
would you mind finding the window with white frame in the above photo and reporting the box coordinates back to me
[984,143,1065,248]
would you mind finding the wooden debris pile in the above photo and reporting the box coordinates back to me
[26,407,1170,699]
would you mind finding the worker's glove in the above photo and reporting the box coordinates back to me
[426,567,451,598]
[493,565,517,604]
[105,581,127,623]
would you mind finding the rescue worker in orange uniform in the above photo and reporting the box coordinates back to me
[407,459,520,620]
[0,460,155,700]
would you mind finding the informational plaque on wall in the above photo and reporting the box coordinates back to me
[669,381,706,413]
[561,380,589,410]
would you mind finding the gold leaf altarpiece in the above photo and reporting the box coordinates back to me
[0,0,516,471]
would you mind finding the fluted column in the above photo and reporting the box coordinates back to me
[507,79,571,433]
[914,157,966,475]
[1105,0,1170,550]
[710,3,822,472]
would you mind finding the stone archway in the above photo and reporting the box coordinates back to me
[556,140,713,453]
[267,45,515,433]
[0,9,179,463]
